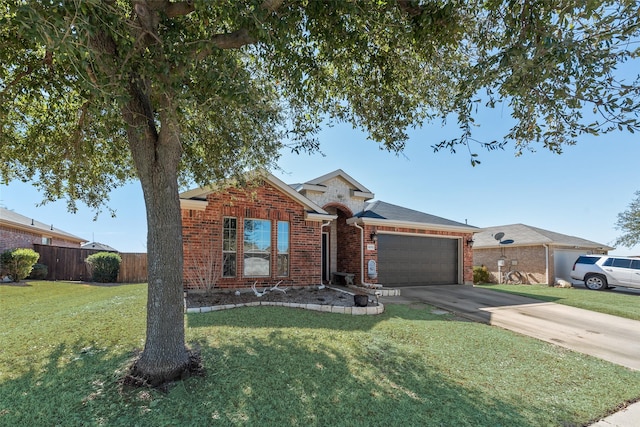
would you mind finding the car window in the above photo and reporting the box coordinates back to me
[603,257,614,266]
[631,260,640,270]
[576,256,600,265]
[611,258,632,268]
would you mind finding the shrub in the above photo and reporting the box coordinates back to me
[473,265,490,284]
[1,248,40,282]
[86,252,121,283]
[28,263,48,280]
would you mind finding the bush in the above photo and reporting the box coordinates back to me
[473,265,490,284]
[1,248,40,282]
[86,252,121,283]
[28,263,48,280]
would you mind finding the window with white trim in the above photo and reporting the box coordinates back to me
[244,219,271,277]
[277,221,289,277]
[222,217,237,277]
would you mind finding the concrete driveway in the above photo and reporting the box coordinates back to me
[383,285,640,371]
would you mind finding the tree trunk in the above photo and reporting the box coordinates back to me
[123,84,190,385]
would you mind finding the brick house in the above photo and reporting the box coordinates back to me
[472,223,613,285]
[180,170,477,290]
[0,207,86,252]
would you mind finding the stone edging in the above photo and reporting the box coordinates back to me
[185,300,384,315]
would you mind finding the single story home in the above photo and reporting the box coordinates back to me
[180,169,477,290]
[472,223,613,284]
[0,207,86,252]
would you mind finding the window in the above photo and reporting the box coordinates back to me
[277,221,289,277]
[222,217,237,277]
[244,219,271,277]
[42,237,52,245]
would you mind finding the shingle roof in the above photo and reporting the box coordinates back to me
[0,207,86,243]
[473,223,613,250]
[355,201,477,230]
[81,241,118,252]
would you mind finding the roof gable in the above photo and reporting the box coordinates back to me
[179,172,331,216]
[295,169,375,200]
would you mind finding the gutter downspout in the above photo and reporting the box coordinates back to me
[352,222,380,288]
[543,244,550,284]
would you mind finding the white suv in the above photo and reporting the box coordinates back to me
[570,255,640,290]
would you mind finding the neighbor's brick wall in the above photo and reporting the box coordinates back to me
[473,246,548,284]
[0,225,81,252]
[182,181,322,290]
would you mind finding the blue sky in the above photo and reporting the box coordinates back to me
[2,113,639,256]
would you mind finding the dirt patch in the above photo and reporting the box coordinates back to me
[186,286,376,309]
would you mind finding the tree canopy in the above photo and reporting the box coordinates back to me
[1,0,639,384]
[615,190,640,249]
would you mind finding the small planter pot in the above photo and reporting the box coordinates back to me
[353,294,368,307]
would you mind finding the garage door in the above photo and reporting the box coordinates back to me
[377,234,459,286]
[554,249,586,282]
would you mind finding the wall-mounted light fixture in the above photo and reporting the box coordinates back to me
[370,230,378,243]
[466,237,475,247]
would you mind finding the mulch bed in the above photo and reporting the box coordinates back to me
[185,286,377,309]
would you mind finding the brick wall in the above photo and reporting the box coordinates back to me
[473,246,548,284]
[0,225,81,252]
[182,180,322,290]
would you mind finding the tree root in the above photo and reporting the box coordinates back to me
[120,348,205,393]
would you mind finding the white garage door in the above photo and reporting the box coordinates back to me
[377,234,459,286]
[554,249,585,281]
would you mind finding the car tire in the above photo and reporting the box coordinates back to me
[584,274,608,290]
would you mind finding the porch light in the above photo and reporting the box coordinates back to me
[466,238,474,247]
[370,230,378,242]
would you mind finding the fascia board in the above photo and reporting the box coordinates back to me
[300,183,327,192]
[307,169,374,194]
[347,217,479,233]
[266,174,329,215]
[305,212,338,222]
[351,190,375,200]
[0,219,85,243]
[179,199,208,211]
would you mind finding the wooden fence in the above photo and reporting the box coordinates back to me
[32,244,147,283]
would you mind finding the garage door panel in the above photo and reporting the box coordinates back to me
[377,234,458,286]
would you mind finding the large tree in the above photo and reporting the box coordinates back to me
[1,0,639,384]
[615,191,640,249]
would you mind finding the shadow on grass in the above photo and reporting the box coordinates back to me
[0,335,548,426]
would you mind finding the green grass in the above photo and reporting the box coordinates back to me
[2,281,640,426]
[476,283,640,321]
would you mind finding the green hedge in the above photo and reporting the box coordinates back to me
[86,252,121,283]
[28,263,48,280]
[473,265,491,284]
[1,248,40,282]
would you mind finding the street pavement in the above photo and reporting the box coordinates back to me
[381,285,640,426]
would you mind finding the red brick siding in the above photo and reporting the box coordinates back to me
[182,181,322,289]
[0,225,81,252]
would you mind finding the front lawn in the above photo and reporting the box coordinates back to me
[2,281,640,426]
[476,283,640,321]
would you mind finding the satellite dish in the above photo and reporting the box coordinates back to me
[500,239,515,245]
[494,232,505,241]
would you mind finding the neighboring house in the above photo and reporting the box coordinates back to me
[81,241,118,252]
[472,223,613,284]
[0,207,86,252]
[180,169,477,290]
